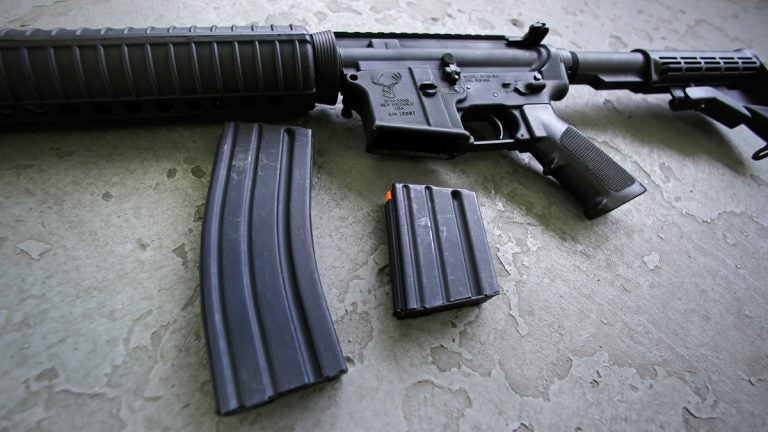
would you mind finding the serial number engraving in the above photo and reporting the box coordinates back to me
[381,98,416,118]
[464,73,498,83]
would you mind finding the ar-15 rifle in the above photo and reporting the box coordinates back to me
[3,22,767,414]
[0,22,766,218]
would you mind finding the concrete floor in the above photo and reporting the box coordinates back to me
[1,0,767,430]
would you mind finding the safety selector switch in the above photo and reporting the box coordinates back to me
[384,183,499,318]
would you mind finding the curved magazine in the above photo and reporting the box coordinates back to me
[201,122,346,415]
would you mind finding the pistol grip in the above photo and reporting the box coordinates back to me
[521,104,646,219]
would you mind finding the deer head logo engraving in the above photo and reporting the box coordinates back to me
[371,72,403,98]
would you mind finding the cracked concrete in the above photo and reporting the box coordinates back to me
[1,0,768,430]
[403,381,471,432]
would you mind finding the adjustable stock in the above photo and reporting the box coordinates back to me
[568,48,768,160]
[667,86,768,161]
[521,105,646,218]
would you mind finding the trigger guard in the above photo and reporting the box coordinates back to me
[460,110,505,142]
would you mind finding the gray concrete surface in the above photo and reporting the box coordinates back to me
[1,0,767,430]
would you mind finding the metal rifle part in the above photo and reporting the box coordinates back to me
[336,24,766,217]
[0,25,339,120]
[202,122,346,415]
[565,45,768,160]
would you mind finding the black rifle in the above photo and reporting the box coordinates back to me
[0,22,765,218]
